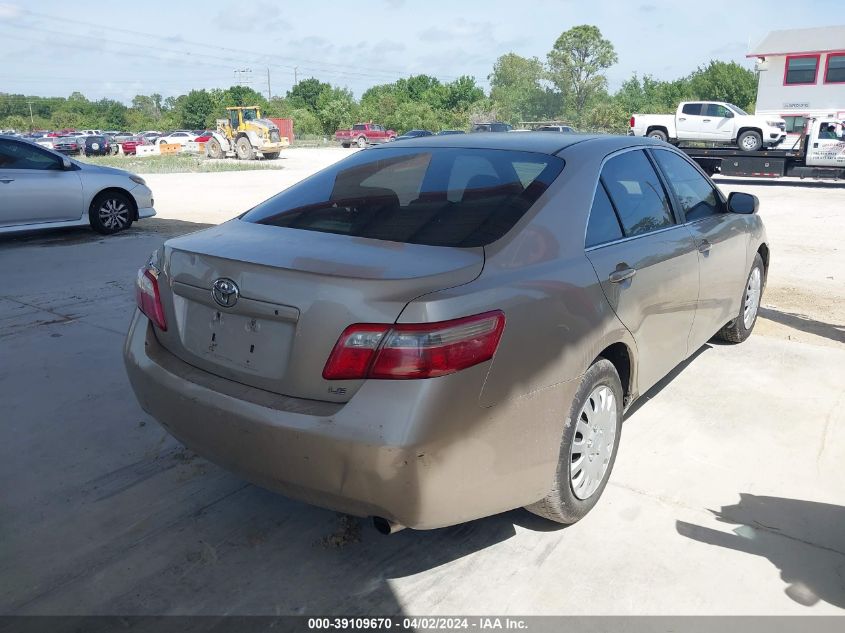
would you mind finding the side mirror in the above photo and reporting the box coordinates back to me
[727,191,758,214]
[724,110,734,118]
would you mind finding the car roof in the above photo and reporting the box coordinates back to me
[380,131,666,156]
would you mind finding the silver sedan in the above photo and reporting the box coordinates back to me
[0,135,155,235]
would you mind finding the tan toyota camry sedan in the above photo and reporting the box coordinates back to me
[124,133,769,532]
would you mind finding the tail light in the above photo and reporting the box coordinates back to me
[135,266,167,331]
[629,116,635,128]
[323,311,505,380]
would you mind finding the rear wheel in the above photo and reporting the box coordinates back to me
[356,136,367,148]
[89,191,134,235]
[647,129,668,142]
[525,358,623,524]
[207,137,224,159]
[235,136,254,160]
[717,253,765,343]
[262,151,280,160]
[738,130,762,152]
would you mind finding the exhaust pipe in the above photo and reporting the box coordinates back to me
[372,516,405,535]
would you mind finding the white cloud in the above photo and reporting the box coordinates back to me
[0,2,22,20]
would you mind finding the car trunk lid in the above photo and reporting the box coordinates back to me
[154,220,484,403]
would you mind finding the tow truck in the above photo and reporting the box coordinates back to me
[680,118,845,179]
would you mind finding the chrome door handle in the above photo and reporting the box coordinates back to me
[609,267,637,283]
[702,119,711,122]
[679,117,686,121]
[698,240,712,253]
[0,178,13,183]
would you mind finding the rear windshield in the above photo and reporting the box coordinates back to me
[242,147,565,247]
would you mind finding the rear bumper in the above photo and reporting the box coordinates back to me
[123,311,569,529]
[137,206,156,219]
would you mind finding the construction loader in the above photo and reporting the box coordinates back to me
[206,106,290,160]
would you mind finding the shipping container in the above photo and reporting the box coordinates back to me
[269,118,294,143]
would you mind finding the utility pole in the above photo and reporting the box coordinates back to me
[293,66,298,85]
[27,101,34,126]
[266,67,272,100]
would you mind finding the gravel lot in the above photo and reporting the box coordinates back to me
[1,147,843,615]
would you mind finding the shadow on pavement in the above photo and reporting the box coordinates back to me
[676,494,845,609]
[759,307,845,344]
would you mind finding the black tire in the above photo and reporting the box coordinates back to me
[262,151,280,160]
[525,358,623,524]
[341,143,351,148]
[89,191,134,235]
[738,130,762,152]
[717,253,765,343]
[207,137,224,159]
[647,129,668,142]
[235,136,253,160]
[356,136,367,148]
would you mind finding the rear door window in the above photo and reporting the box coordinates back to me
[704,104,730,118]
[586,182,624,248]
[242,148,565,247]
[681,103,703,116]
[600,150,675,237]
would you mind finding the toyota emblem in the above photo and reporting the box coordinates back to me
[211,278,239,308]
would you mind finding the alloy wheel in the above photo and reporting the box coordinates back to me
[98,198,130,231]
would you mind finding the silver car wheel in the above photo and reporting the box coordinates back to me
[570,385,617,500]
[743,267,762,329]
[741,135,758,151]
[98,198,130,230]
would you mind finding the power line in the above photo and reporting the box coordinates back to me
[0,22,437,90]
[16,7,447,81]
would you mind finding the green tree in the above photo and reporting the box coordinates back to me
[687,61,757,111]
[315,86,357,134]
[97,98,128,130]
[289,108,323,136]
[131,94,162,122]
[547,25,618,116]
[179,89,216,129]
[489,53,558,123]
[442,75,485,112]
[287,78,332,112]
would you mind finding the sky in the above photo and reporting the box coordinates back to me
[0,0,843,103]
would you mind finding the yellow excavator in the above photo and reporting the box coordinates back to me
[206,106,289,160]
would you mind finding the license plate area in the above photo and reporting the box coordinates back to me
[181,303,294,378]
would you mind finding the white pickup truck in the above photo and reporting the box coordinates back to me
[629,101,786,152]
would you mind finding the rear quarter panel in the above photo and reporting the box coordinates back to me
[396,145,638,497]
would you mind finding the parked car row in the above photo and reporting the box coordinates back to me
[335,122,580,146]
[8,128,216,157]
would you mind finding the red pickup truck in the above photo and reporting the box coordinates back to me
[335,123,396,148]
